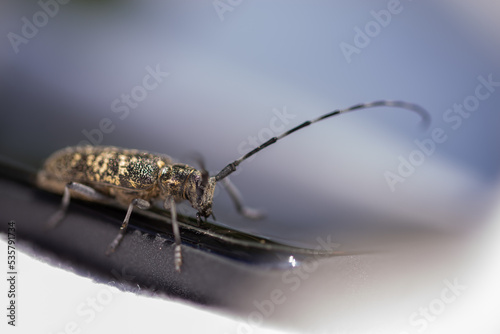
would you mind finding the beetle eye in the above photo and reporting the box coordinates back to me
[192,155,209,191]
[196,175,206,199]
[201,169,209,189]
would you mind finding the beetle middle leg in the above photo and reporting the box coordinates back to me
[105,198,150,255]
[46,182,113,229]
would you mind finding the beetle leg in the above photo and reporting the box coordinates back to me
[45,182,112,229]
[164,197,182,272]
[105,198,150,255]
[220,177,265,220]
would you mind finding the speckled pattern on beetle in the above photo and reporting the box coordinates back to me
[37,146,216,215]
[36,100,431,272]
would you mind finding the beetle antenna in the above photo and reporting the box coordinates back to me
[214,100,430,181]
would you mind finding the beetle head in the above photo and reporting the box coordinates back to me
[159,165,216,218]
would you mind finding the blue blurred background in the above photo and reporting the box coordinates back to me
[1,0,499,246]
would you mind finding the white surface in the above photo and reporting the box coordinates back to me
[0,242,286,334]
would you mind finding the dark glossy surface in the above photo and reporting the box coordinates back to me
[0,159,350,307]
[0,166,472,332]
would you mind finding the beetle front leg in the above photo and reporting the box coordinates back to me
[220,177,265,220]
[105,198,150,255]
[164,197,182,272]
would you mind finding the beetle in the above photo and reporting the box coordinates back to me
[37,100,430,272]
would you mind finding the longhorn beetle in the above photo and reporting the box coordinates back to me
[37,100,430,272]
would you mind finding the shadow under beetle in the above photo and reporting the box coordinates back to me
[37,100,430,272]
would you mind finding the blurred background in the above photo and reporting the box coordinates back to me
[1,0,500,333]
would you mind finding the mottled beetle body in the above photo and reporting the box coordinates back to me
[38,100,431,272]
[37,146,216,218]
[38,146,217,271]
